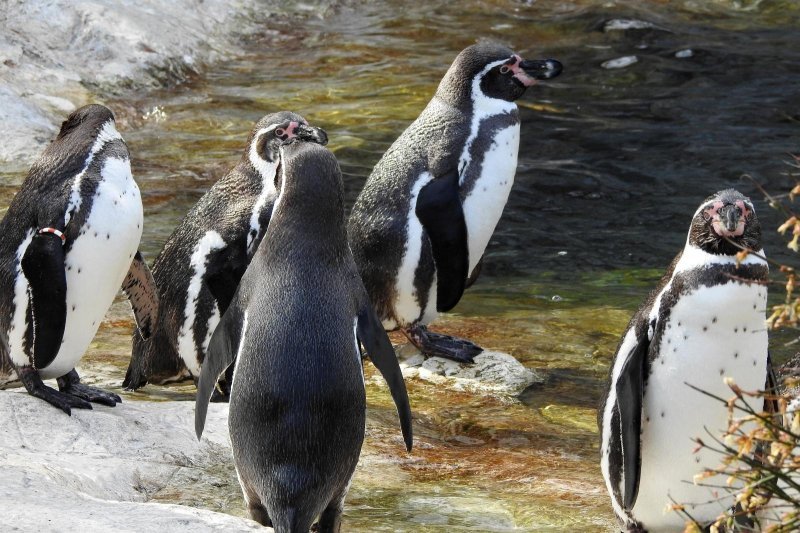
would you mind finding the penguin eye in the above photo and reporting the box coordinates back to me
[275,128,286,139]
[499,65,511,75]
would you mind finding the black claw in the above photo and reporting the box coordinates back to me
[406,324,483,363]
[57,369,121,407]
[18,366,93,414]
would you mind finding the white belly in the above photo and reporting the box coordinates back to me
[633,282,768,529]
[40,156,143,379]
[461,124,519,274]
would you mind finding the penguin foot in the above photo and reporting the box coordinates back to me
[18,366,92,415]
[405,324,483,363]
[57,369,122,407]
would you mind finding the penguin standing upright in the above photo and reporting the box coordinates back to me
[348,42,562,362]
[123,112,327,397]
[0,104,157,413]
[195,140,412,532]
[599,189,772,531]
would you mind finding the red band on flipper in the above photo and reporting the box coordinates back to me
[39,227,66,245]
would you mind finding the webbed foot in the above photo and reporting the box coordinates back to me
[57,369,121,407]
[19,366,92,415]
[405,324,483,363]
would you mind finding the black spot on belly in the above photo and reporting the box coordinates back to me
[734,327,738,333]
[94,232,98,237]
[77,268,81,274]
[734,352,739,359]
[703,326,707,332]
[106,233,110,240]
[71,304,75,311]
[695,457,701,463]
[752,360,757,366]
[719,369,724,376]
[684,335,688,340]
[661,411,665,418]
[712,317,717,323]
[743,326,747,332]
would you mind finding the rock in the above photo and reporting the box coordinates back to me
[601,56,639,70]
[0,0,326,168]
[0,391,266,532]
[392,345,542,396]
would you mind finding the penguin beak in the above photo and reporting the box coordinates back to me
[711,203,746,237]
[519,58,563,81]
[296,124,328,146]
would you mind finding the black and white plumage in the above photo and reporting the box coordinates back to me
[123,112,327,397]
[195,140,412,532]
[347,42,561,363]
[599,189,772,531]
[0,104,157,414]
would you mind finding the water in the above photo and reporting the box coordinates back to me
[3,0,800,530]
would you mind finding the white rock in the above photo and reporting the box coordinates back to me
[601,55,639,69]
[603,19,654,32]
[0,0,319,168]
[392,346,542,396]
[675,49,694,58]
[0,391,267,532]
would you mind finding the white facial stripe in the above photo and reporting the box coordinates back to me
[247,126,281,252]
[458,58,518,184]
[64,120,123,226]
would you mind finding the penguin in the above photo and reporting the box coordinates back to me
[195,140,413,532]
[599,189,773,531]
[347,41,562,363]
[0,104,157,414]
[123,112,327,398]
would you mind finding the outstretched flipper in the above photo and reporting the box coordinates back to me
[21,230,67,370]
[357,301,413,452]
[415,169,469,312]
[122,251,159,339]
[614,327,649,511]
[195,305,244,439]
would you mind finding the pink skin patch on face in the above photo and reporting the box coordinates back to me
[276,121,300,140]
[704,200,748,237]
[503,55,536,87]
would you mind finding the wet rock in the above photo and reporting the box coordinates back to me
[0,0,317,168]
[0,391,264,531]
[601,55,639,69]
[393,345,542,396]
[603,19,655,32]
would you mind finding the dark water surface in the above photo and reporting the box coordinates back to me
[2,0,800,530]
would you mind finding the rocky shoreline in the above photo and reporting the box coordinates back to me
[0,0,334,168]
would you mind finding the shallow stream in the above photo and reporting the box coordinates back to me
[2,1,800,530]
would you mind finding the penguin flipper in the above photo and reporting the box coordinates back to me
[195,305,243,440]
[615,331,648,511]
[121,251,159,340]
[415,169,468,312]
[21,232,67,370]
[205,245,249,316]
[356,302,413,452]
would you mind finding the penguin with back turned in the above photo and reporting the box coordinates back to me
[348,41,562,363]
[0,104,157,413]
[599,189,774,531]
[196,140,412,532]
[123,112,327,397]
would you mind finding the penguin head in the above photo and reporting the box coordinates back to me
[273,142,344,225]
[56,104,116,141]
[437,42,562,106]
[689,189,761,255]
[247,111,328,170]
